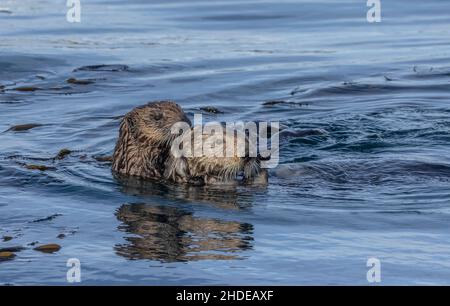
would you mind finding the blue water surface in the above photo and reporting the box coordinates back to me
[1,0,450,285]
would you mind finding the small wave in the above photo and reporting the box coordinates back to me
[407,66,450,80]
[293,81,450,99]
[274,160,450,185]
[202,13,292,22]
[73,64,129,73]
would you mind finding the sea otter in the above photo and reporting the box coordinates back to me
[112,101,268,186]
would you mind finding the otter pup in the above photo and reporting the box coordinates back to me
[112,101,268,185]
[164,128,267,185]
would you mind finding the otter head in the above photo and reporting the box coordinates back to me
[122,101,191,147]
[165,127,268,186]
[112,101,191,178]
[188,155,269,186]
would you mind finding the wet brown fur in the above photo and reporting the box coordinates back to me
[112,101,266,185]
[112,101,190,180]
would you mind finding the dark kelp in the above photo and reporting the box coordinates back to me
[6,124,43,132]
[33,244,61,254]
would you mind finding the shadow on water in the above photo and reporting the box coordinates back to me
[115,203,254,262]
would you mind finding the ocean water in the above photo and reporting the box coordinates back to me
[1,0,450,285]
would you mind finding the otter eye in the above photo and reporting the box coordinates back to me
[153,112,163,121]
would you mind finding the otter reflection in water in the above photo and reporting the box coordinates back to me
[114,173,263,210]
[115,204,253,262]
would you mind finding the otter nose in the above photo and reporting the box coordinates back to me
[257,153,271,161]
